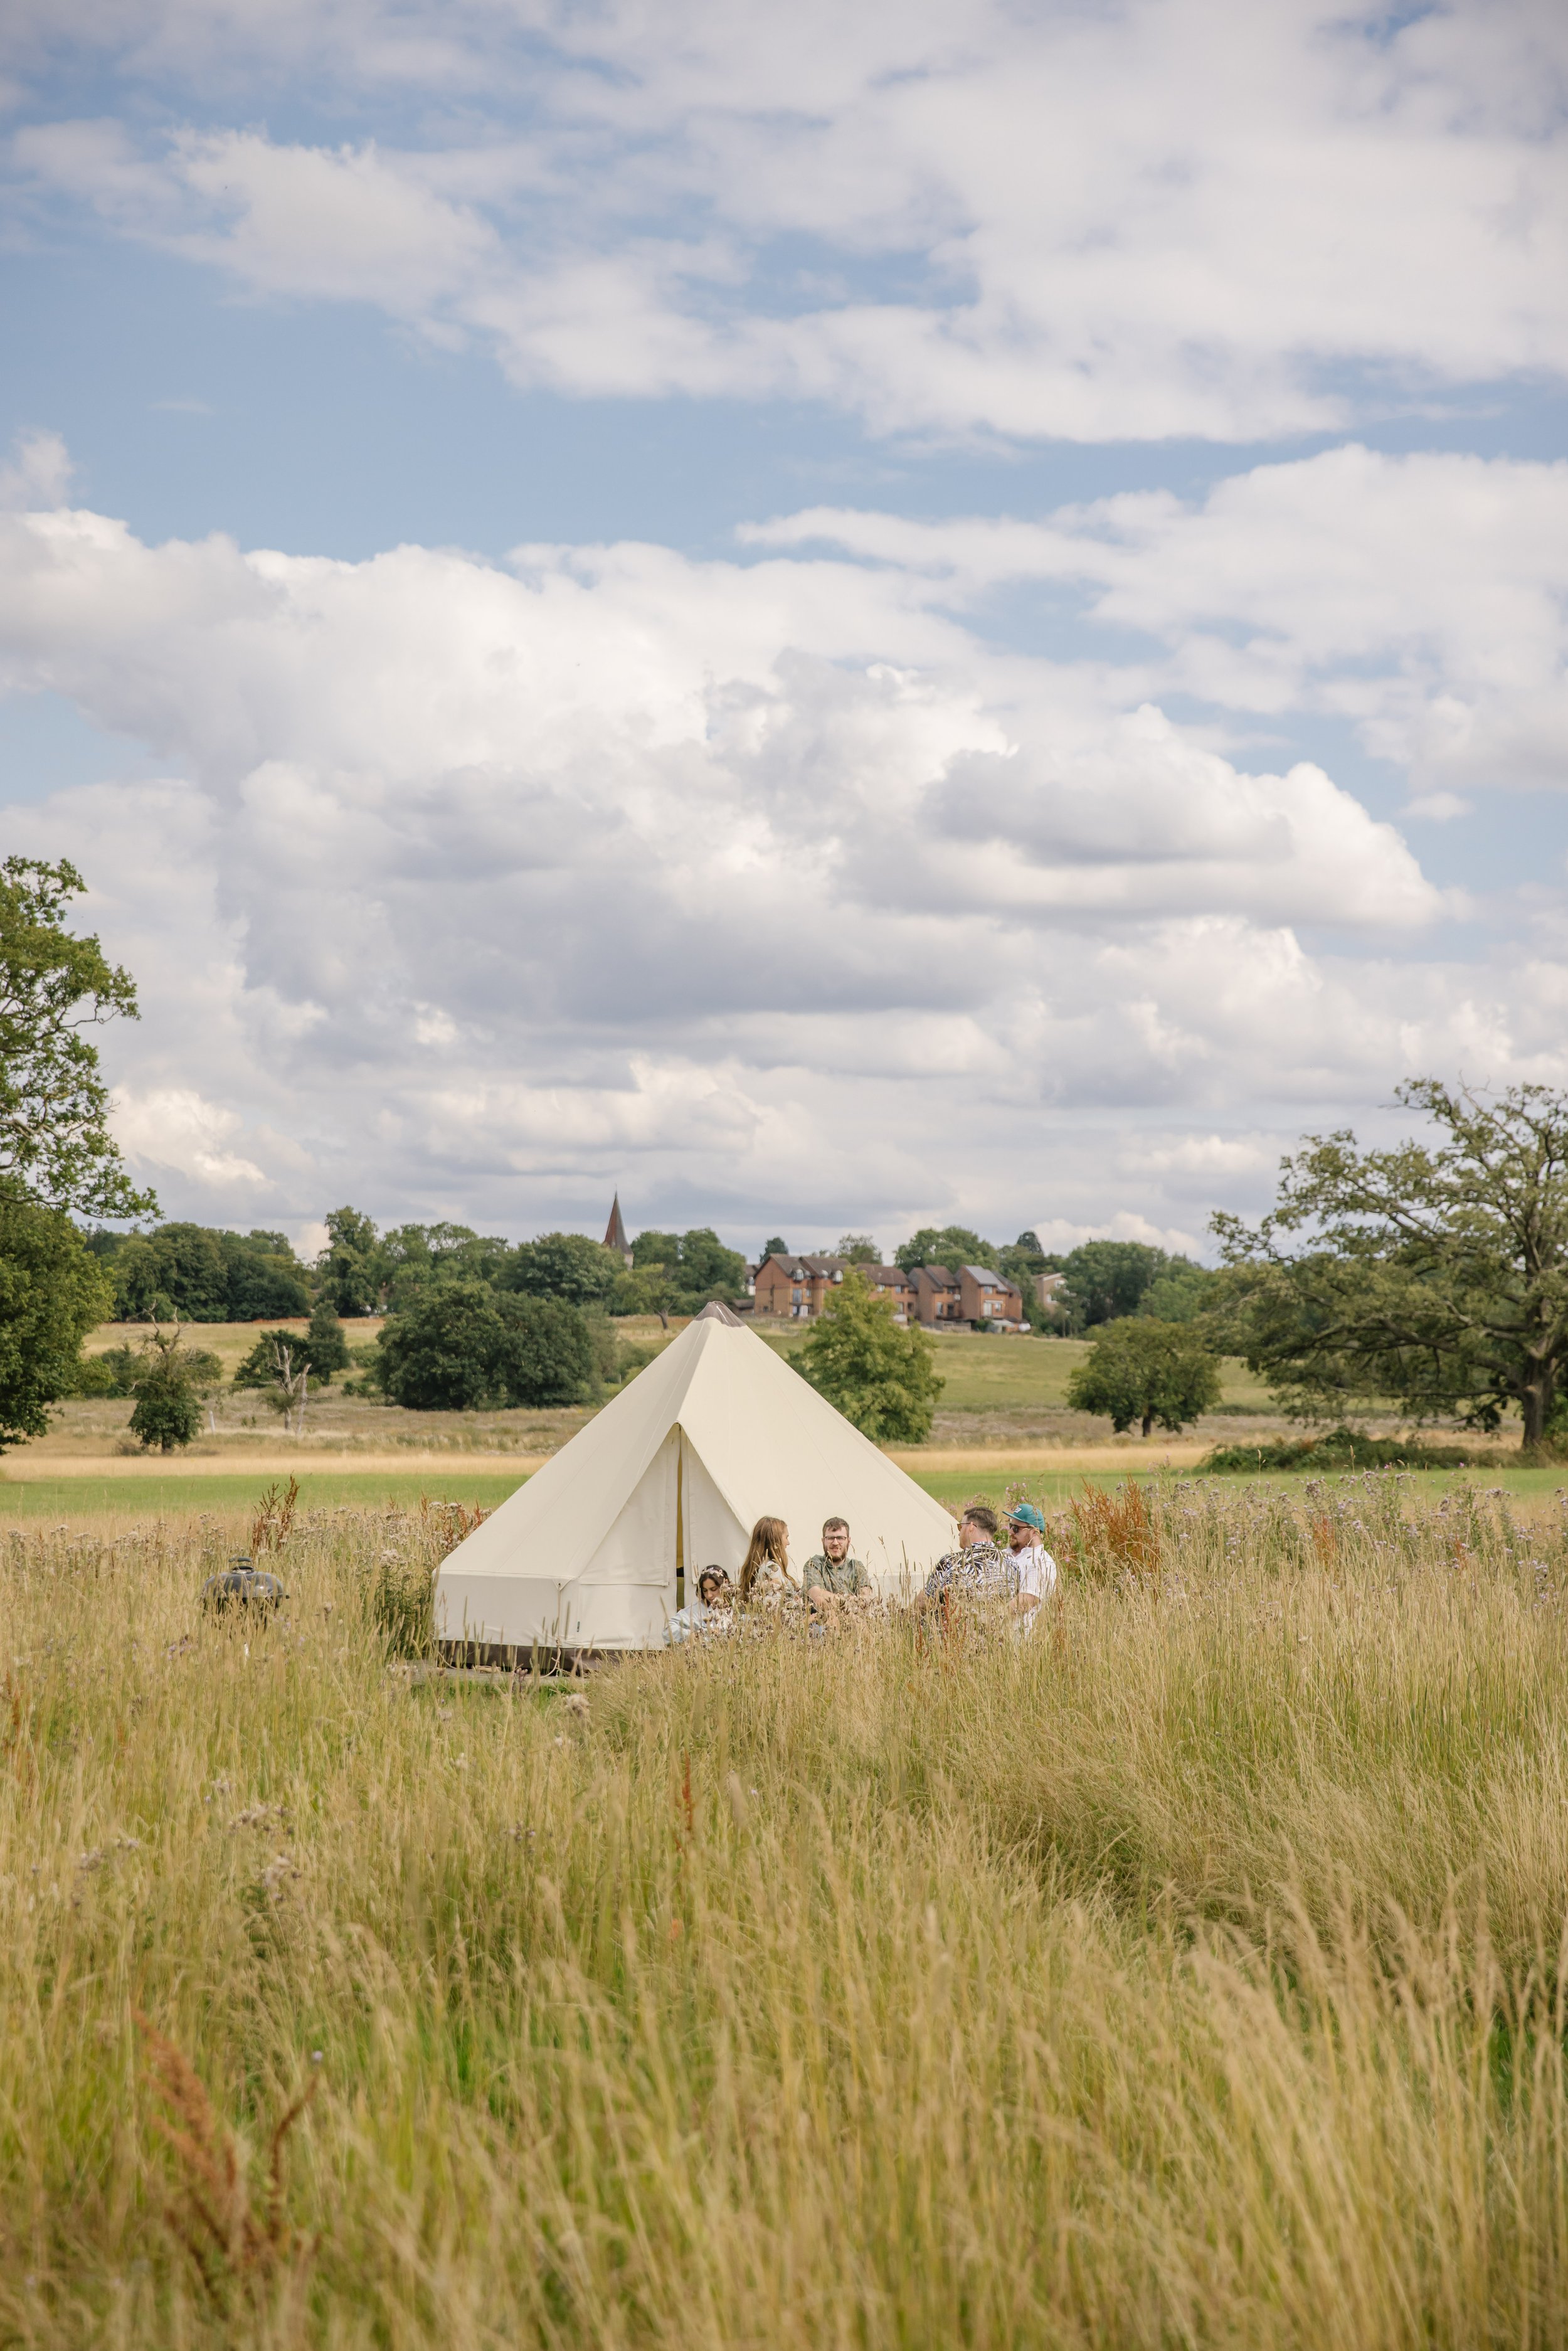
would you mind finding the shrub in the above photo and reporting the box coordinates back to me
[378,1284,596,1410]
[127,1330,203,1451]
[235,1307,347,1399]
[1202,1425,1486,1473]
[379,1284,504,1410]
[304,1297,350,1381]
[65,1342,140,1398]
[340,1341,385,1398]
[1068,1482,1161,1581]
[492,1293,597,1407]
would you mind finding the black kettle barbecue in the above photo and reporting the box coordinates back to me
[201,1554,287,1616]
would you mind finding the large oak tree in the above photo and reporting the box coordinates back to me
[1214,1080,1568,1450]
[0,857,154,1445]
[0,856,156,1221]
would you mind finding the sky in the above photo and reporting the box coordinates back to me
[1,0,1565,1265]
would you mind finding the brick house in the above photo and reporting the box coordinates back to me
[752,1253,846,1319]
[859,1264,914,1324]
[958,1264,1026,1330]
[911,1265,964,1326]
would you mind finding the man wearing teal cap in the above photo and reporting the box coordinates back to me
[1004,1504,1057,1632]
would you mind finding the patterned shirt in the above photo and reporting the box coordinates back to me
[802,1550,869,1596]
[923,1540,1019,1602]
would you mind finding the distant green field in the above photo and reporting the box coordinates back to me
[0,1467,532,1521]
[2,1455,1557,1527]
[913,1462,1564,1512]
[754,1324,1276,1414]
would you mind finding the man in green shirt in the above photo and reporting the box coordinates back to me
[802,1517,869,1614]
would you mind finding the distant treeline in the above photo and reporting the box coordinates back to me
[83,1209,751,1325]
[82,1213,1214,1334]
[85,1224,312,1322]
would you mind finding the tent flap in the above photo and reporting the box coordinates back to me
[578,1427,679,1586]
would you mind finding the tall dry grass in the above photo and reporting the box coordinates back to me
[3,1478,1568,2343]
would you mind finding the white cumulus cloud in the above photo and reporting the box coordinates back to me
[8,0,1567,440]
[0,437,1562,1243]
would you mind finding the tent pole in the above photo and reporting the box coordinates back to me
[675,1430,685,1613]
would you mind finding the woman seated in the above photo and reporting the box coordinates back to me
[665,1566,734,1644]
[738,1516,798,1611]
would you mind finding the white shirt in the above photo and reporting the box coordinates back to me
[665,1599,730,1645]
[1012,1543,1057,1630]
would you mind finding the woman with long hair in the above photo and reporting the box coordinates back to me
[738,1515,793,1603]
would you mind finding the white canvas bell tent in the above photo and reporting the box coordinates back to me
[435,1302,956,1653]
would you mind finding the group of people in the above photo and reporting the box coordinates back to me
[665,1502,1057,1643]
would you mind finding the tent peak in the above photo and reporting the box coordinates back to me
[694,1298,745,1327]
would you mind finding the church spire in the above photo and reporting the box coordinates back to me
[603,1191,632,1266]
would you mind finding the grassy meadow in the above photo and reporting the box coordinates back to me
[756,1319,1280,1419]
[8,1477,1568,2345]
[45,1319,1283,1462]
[1,1318,1316,1529]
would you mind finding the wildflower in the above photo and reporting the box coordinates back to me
[228,1803,288,1833]
[258,1852,299,1899]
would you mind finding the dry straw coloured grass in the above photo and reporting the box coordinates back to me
[3,1477,1568,2344]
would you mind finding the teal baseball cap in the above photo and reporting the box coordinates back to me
[1006,1504,1046,1534]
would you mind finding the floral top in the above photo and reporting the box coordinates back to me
[742,1559,800,1610]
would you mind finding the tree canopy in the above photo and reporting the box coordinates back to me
[1138,1262,1219,1322]
[997,1230,1051,1288]
[504,1231,623,1306]
[127,1329,204,1453]
[381,1222,511,1312]
[894,1225,997,1273]
[100,1223,310,1322]
[233,1299,349,1398]
[0,857,156,1221]
[0,1189,112,1449]
[1214,1080,1568,1450]
[304,1297,350,1379]
[1066,1319,1222,1439]
[626,1227,748,1314]
[797,1266,944,1443]
[377,1284,598,1411]
[1057,1241,1172,1328]
[316,1206,384,1315]
[834,1233,880,1264]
